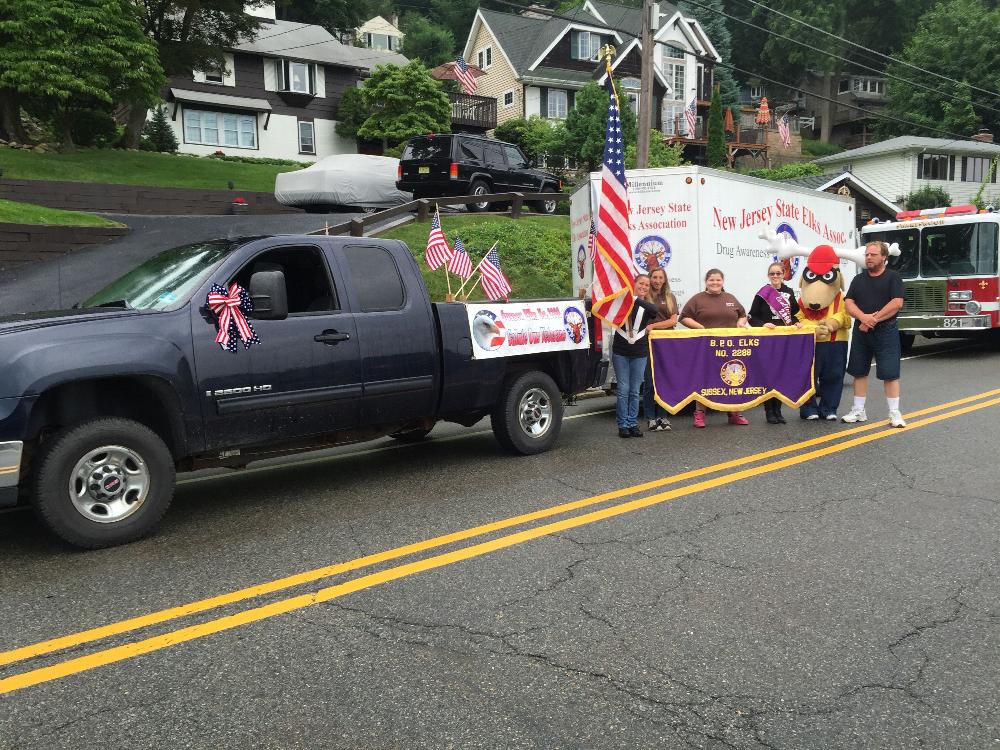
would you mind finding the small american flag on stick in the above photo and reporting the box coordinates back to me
[475,243,512,301]
[455,56,477,95]
[685,96,697,137]
[587,217,597,260]
[778,114,791,148]
[448,236,474,279]
[425,206,453,270]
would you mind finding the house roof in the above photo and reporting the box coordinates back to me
[236,19,407,71]
[170,87,271,112]
[356,15,403,37]
[814,135,1000,164]
[780,170,901,214]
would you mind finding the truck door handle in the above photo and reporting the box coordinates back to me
[314,330,351,345]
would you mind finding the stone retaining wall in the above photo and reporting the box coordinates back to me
[0,223,129,269]
[0,179,300,216]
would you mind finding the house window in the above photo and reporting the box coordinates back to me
[477,47,492,69]
[204,67,224,84]
[963,156,996,183]
[298,120,315,154]
[277,60,314,94]
[625,91,639,114]
[838,78,850,94]
[571,31,602,61]
[547,89,568,119]
[749,85,764,100]
[662,101,685,135]
[183,109,257,149]
[849,77,884,94]
[365,33,396,51]
[918,153,952,181]
[503,91,514,107]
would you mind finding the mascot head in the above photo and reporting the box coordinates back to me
[758,229,901,312]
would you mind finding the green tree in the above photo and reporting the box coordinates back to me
[399,14,455,66]
[357,62,451,149]
[276,0,362,35]
[0,0,164,147]
[904,185,951,210]
[143,104,179,152]
[625,137,684,168]
[120,0,267,147]
[706,88,727,167]
[334,86,370,142]
[881,0,1000,138]
[495,116,568,163]
[564,81,636,172]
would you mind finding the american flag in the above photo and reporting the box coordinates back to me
[425,207,453,270]
[587,217,597,261]
[455,56,477,95]
[685,96,697,137]
[448,235,474,279]
[475,243,512,301]
[778,113,791,147]
[591,76,634,329]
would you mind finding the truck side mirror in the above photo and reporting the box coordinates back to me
[249,270,288,320]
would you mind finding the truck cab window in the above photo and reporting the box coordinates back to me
[233,246,337,313]
[340,245,405,311]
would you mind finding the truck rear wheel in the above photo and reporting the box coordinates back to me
[492,371,563,455]
[32,418,175,549]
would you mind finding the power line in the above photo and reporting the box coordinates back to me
[481,0,987,141]
[743,0,1000,102]
[681,0,1000,119]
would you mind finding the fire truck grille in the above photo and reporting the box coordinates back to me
[903,282,945,313]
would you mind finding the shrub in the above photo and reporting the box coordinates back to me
[747,162,824,181]
[70,109,119,148]
[904,185,952,210]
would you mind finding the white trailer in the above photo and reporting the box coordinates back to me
[570,166,859,312]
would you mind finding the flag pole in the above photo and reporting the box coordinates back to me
[462,275,482,300]
[438,204,454,301]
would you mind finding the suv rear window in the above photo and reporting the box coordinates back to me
[402,137,452,160]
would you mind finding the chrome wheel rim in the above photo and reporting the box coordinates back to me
[518,387,553,437]
[472,185,489,210]
[69,445,150,524]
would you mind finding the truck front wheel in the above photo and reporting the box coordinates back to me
[492,371,563,455]
[32,418,175,549]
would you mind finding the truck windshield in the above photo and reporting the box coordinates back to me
[81,241,238,311]
[866,223,999,279]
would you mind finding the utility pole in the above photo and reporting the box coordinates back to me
[635,0,657,168]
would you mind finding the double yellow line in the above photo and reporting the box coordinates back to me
[2,387,999,696]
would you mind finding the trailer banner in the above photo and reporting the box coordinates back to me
[650,328,815,413]
[466,301,590,360]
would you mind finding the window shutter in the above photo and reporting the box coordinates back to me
[949,155,955,181]
[568,90,575,110]
[540,87,548,118]
[962,157,967,182]
[917,155,923,180]
[308,64,316,95]
[571,31,580,59]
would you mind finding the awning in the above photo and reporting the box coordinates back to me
[169,88,272,112]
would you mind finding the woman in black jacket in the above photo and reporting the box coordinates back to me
[748,262,802,424]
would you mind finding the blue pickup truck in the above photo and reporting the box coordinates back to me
[0,235,601,548]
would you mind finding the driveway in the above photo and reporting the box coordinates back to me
[0,213,358,314]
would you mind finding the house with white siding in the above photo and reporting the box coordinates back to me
[814,134,1000,206]
[163,2,407,162]
[462,0,720,135]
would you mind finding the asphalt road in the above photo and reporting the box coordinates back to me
[0,213,357,314]
[1,337,998,749]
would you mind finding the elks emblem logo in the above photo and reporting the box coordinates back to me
[563,307,587,344]
[720,359,747,387]
[633,235,671,273]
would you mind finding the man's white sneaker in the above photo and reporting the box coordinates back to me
[889,410,906,428]
[805,414,819,421]
[841,408,867,423]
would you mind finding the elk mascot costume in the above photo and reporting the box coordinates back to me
[759,230,899,421]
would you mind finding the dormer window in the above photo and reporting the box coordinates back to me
[277,60,315,95]
[204,68,224,84]
[572,31,603,61]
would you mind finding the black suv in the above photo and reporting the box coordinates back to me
[396,133,562,214]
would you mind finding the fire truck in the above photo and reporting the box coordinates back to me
[861,204,1000,348]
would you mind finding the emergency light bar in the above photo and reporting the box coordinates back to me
[895,204,978,220]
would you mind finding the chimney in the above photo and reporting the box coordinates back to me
[390,13,399,28]
[971,127,994,143]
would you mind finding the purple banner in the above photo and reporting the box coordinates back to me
[650,328,815,413]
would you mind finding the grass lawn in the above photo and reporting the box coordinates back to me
[0,148,301,193]
[0,198,124,228]
[376,214,572,301]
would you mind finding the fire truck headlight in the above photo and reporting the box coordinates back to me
[965,300,982,315]
[949,290,973,301]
